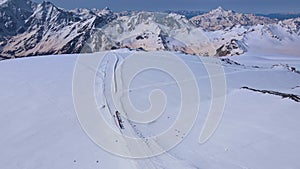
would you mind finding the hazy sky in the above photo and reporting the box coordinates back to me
[33,0,300,14]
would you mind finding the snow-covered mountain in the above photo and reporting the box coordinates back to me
[0,1,116,59]
[77,11,300,57]
[190,7,276,31]
[0,0,300,59]
[82,12,218,56]
[1,2,300,168]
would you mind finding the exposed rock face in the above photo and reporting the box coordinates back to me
[0,0,36,39]
[216,39,247,56]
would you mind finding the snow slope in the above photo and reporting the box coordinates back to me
[0,50,300,169]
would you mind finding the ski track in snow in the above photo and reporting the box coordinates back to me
[1,50,300,169]
[97,52,198,169]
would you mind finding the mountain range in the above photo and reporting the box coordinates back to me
[0,0,300,60]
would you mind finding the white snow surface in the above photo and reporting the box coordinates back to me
[0,50,300,169]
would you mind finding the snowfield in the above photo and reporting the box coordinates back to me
[0,50,300,169]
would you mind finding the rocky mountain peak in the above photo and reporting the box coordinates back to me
[210,6,226,13]
[190,7,276,31]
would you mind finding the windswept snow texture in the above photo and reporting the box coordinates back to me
[0,50,300,169]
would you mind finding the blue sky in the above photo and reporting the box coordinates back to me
[33,0,300,13]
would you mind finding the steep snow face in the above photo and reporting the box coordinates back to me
[0,1,116,58]
[190,7,276,31]
[0,50,300,169]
